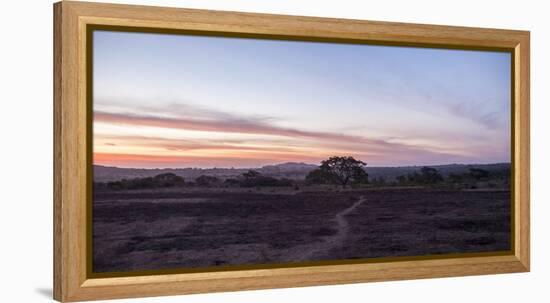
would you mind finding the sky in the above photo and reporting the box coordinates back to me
[93,30,511,169]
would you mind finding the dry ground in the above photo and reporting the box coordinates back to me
[92,188,510,273]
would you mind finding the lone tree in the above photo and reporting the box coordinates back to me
[307,156,368,188]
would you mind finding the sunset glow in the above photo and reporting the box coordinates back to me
[93,30,511,168]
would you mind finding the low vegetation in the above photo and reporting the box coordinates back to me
[94,173,185,190]
[94,156,510,191]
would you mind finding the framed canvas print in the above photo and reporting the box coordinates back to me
[53,1,530,302]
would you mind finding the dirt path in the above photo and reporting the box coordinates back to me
[280,195,366,262]
[333,196,366,245]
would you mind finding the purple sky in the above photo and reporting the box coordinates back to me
[93,30,511,168]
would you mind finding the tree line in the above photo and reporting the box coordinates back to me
[94,173,185,190]
[93,170,295,190]
[379,167,509,189]
[94,156,509,191]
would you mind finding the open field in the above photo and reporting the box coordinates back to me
[92,187,510,273]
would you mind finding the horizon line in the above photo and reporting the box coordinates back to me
[93,161,512,171]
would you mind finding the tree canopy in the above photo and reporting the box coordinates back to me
[306,156,368,187]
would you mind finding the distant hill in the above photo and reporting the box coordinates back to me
[94,162,510,183]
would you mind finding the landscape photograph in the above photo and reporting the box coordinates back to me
[92,29,512,273]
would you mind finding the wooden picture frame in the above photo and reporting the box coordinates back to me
[53,1,530,301]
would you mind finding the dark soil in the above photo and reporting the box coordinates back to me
[92,188,510,273]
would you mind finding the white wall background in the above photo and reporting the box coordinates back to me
[0,0,547,302]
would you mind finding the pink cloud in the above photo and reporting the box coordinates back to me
[94,110,505,168]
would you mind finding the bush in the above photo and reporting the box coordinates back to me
[195,175,220,187]
[95,173,184,190]
[237,170,294,188]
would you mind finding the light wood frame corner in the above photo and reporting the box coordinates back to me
[54,1,530,302]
